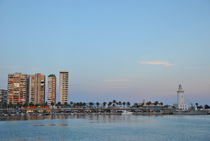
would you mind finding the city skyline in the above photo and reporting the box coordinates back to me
[4,72,69,105]
[0,0,210,104]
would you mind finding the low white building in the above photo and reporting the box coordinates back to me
[177,84,188,110]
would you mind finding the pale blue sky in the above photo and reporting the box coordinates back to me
[0,0,210,104]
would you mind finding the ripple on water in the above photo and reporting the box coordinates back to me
[32,123,69,127]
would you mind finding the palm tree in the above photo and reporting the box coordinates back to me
[29,102,34,107]
[119,101,122,106]
[113,100,116,104]
[123,102,126,107]
[146,101,152,106]
[103,102,107,108]
[79,102,83,107]
[133,103,138,108]
[75,102,79,107]
[195,103,199,107]
[89,102,94,108]
[23,103,28,107]
[56,102,61,106]
[204,104,210,109]
[126,102,130,107]
[96,102,100,108]
[116,101,119,106]
[83,102,86,108]
[197,105,203,109]
[35,104,40,107]
[16,102,21,109]
[108,102,112,107]
[73,103,76,108]
[154,101,159,105]
[64,102,68,106]
[69,101,73,107]
[8,102,13,108]
[2,102,7,108]
[44,102,48,106]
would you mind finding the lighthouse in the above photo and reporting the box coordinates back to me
[177,84,188,110]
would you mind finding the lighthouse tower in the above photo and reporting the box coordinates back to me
[177,84,188,110]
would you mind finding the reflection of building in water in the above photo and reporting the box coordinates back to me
[59,114,70,120]
[177,84,188,110]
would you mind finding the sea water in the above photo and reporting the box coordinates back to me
[0,115,210,141]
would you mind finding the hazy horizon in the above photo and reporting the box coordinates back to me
[0,0,210,105]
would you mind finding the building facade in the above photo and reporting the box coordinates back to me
[7,73,30,105]
[31,73,45,105]
[0,89,7,104]
[177,84,188,110]
[48,74,56,105]
[59,72,69,104]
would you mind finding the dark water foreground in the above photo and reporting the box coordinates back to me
[0,115,210,141]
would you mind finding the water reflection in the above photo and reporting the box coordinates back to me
[33,124,69,127]
[1,115,210,141]
[1,114,145,124]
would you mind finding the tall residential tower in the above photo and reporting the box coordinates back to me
[59,72,69,104]
[48,74,56,105]
[7,73,30,105]
[31,73,45,105]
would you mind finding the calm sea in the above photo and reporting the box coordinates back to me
[0,115,210,141]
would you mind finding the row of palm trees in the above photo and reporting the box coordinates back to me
[1,101,209,109]
[0,100,132,108]
[195,103,210,110]
[55,100,163,108]
[58,100,131,108]
[0,102,49,108]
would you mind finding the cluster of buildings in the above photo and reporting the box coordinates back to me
[0,72,69,105]
[0,71,189,111]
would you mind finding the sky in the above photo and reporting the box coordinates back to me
[0,0,210,105]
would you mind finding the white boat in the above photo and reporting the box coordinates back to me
[121,110,133,115]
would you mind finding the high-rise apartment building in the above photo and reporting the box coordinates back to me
[31,73,45,105]
[7,73,30,105]
[59,72,69,104]
[0,89,7,103]
[48,74,56,105]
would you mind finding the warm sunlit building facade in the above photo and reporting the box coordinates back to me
[31,73,45,105]
[48,74,56,105]
[7,73,30,105]
[59,72,69,104]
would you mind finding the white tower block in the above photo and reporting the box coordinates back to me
[177,84,188,110]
